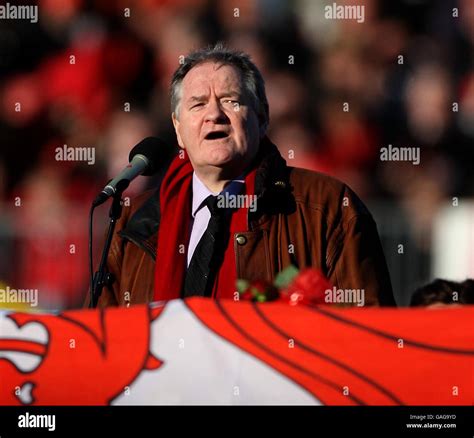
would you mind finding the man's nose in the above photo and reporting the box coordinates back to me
[204,99,228,123]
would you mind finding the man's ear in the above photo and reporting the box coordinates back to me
[172,112,185,149]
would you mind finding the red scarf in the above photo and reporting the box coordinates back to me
[153,151,256,301]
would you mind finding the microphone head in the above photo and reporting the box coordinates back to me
[129,137,168,176]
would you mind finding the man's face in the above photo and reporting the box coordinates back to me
[172,62,264,177]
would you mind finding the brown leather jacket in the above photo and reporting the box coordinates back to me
[89,140,395,308]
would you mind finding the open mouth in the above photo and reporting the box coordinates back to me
[205,131,229,140]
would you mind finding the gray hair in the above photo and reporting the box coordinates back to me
[170,43,269,129]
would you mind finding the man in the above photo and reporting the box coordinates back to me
[93,44,395,308]
[410,278,474,307]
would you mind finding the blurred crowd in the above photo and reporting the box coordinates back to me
[0,0,473,309]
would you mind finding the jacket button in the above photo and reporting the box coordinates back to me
[236,234,247,245]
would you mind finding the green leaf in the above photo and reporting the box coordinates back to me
[274,265,300,289]
[250,287,260,297]
[236,279,250,294]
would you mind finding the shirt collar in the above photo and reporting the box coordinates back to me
[191,172,245,218]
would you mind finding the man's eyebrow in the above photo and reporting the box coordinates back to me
[218,91,242,98]
[186,91,243,104]
[187,95,208,103]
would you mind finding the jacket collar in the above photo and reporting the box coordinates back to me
[249,136,294,228]
[119,136,293,258]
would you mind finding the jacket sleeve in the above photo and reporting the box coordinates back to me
[327,213,396,307]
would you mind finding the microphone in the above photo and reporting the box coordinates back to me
[92,137,165,207]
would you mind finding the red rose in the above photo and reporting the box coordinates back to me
[280,268,333,307]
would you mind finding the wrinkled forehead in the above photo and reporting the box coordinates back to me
[181,62,244,98]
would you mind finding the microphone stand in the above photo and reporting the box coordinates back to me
[89,191,123,308]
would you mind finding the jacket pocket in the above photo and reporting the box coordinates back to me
[234,229,273,283]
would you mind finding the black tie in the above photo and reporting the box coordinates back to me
[183,195,230,298]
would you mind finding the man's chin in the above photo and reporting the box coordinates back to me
[207,156,234,168]
[206,147,236,166]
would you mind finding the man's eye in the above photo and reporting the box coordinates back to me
[191,103,204,109]
[223,100,241,111]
